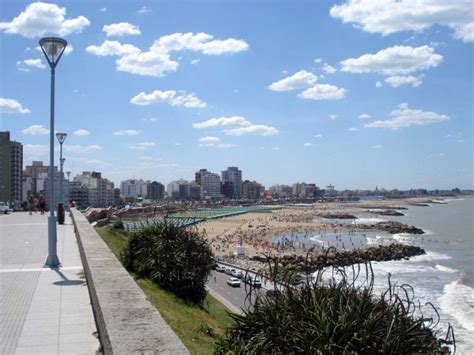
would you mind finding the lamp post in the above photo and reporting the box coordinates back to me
[56,133,67,208]
[40,37,67,267]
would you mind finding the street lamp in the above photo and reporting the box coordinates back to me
[40,37,67,267]
[56,132,67,208]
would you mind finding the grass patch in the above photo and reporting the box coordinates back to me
[95,226,233,354]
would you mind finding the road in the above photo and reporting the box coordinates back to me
[206,268,266,313]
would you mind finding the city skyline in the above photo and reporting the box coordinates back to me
[0,1,472,190]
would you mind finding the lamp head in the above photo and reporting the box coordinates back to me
[39,37,67,68]
[56,132,67,144]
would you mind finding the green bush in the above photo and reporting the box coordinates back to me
[111,220,124,230]
[216,263,454,354]
[122,221,214,305]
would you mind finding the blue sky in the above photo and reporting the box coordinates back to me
[0,0,472,189]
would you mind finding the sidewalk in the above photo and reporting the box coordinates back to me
[0,211,100,355]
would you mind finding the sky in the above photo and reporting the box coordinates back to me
[0,0,472,190]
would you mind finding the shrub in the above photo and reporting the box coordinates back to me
[122,220,214,305]
[216,261,454,354]
[111,220,124,230]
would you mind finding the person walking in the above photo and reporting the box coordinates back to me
[28,195,34,215]
[38,195,46,215]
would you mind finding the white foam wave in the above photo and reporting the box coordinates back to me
[440,281,474,331]
[352,217,386,225]
[410,251,452,262]
[435,264,458,274]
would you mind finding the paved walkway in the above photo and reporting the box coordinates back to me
[0,212,100,354]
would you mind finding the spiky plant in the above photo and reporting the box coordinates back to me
[122,220,214,305]
[216,256,455,354]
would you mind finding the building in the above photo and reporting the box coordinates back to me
[221,166,242,199]
[147,181,165,200]
[195,169,208,185]
[292,182,307,198]
[23,161,50,196]
[0,132,23,204]
[71,171,115,207]
[269,184,292,198]
[200,171,221,200]
[241,180,264,200]
[43,171,69,207]
[221,181,234,199]
[167,179,189,199]
[120,179,147,199]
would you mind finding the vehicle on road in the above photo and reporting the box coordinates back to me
[0,202,10,214]
[252,278,262,288]
[215,265,226,272]
[243,274,253,284]
[225,268,236,276]
[227,277,241,287]
[232,270,243,279]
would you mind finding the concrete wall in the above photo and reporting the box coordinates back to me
[70,208,189,355]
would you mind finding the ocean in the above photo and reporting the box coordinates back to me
[274,197,474,353]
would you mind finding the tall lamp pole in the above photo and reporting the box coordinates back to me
[40,37,67,267]
[56,133,67,208]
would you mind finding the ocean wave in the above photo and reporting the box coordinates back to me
[435,264,458,273]
[410,251,452,262]
[440,281,474,331]
[351,217,386,225]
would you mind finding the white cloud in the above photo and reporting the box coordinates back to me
[130,90,206,108]
[224,124,279,136]
[272,147,280,151]
[74,129,90,136]
[0,98,30,114]
[348,127,358,131]
[0,2,90,38]
[129,142,156,150]
[99,7,107,12]
[314,58,322,63]
[138,6,151,15]
[23,144,48,157]
[113,129,142,136]
[375,81,383,88]
[340,45,443,75]
[315,134,323,138]
[322,63,336,74]
[384,75,423,88]
[22,125,49,135]
[64,145,102,153]
[269,70,317,91]
[198,136,221,143]
[298,84,346,100]
[103,22,141,37]
[365,103,449,129]
[372,145,383,149]
[190,59,200,65]
[193,116,251,129]
[87,32,248,77]
[199,142,236,149]
[330,0,474,43]
[86,40,140,56]
[304,142,313,147]
[330,114,338,120]
[143,117,158,122]
[18,59,45,70]
[358,113,371,119]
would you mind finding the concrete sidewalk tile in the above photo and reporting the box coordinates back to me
[16,333,59,347]
[15,344,59,355]
[59,332,99,346]
[58,340,99,354]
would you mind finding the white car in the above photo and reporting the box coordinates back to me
[0,202,10,214]
[227,277,241,287]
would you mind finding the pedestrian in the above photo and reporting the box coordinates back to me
[38,195,46,215]
[28,195,34,215]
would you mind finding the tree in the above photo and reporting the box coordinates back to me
[122,221,214,305]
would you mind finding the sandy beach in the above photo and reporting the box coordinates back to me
[196,197,436,257]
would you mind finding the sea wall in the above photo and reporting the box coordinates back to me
[70,208,189,355]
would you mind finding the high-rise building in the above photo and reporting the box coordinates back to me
[0,132,23,204]
[221,181,234,199]
[200,171,221,200]
[269,184,293,198]
[195,169,208,185]
[147,181,165,200]
[120,179,147,199]
[221,166,242,199]
[242,180,264,200]
[167,179,189,199]
[71,171,115,207]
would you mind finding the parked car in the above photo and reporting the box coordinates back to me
[215,265,226,272]
[227,277,241,287]
[243,274,253,284]
[252,278,262,288]
[0,202,10,214]
[231,270,243,279]
[225,268,236,276]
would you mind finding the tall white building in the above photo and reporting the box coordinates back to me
[221,166,242,199]
[120,179,148,199]
[71,171,115,208]
[200,171,221,200]
[167,179,189,199]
